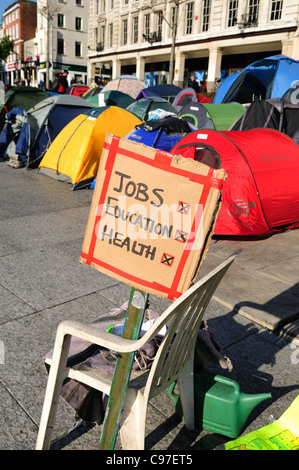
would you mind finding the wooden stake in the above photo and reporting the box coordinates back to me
[98,287,148,450]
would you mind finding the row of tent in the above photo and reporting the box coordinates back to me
[0,87,245,179]
[1,55,299,237]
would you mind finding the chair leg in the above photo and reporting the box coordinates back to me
[177,354,195,430]
[35,329,72,450]
[119,389,147,450]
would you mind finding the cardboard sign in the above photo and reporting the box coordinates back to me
[80,134,227,299]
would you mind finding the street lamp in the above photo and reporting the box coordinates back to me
[143,32,161,44]
[238,13,258,29]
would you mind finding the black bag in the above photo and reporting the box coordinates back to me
[51,77,60,92]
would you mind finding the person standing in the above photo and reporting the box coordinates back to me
[199,80,207,93]
[57,71,69,93]
[188,74,200,93]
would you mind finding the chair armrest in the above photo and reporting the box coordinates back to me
[55,319,163,354]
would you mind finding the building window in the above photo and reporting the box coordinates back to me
[58,14,64,28]
[270,0,283,20]
[202,0,210,32]
[123,18,128,45]
[75,41,82,56]
[108,23,113,47]
[76,0,82,5]
[101,0,106,12]
[57,38,64,55]
[157,10,163,37]
[124,0,129,5]
[133,16,138,43]
[110,0,114,9]
[101,24,105,46]
[228,0,238,27]
[186,2,194,34]
[95,0,99,15]
[75,17,82,30]
[248,0,259,24]
[144,13,150,40]
[94,27,98,47]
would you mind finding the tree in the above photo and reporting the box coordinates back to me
[141,0,187,85]
[0,36,15,61]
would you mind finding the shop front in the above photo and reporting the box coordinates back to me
[5,60,21,86]
[38,62,87,88]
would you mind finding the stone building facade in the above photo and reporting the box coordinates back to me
[87,0,299,90]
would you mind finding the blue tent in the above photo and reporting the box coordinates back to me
[27,94,94,168]
[136,84,182,102]
[214,55,299,104]
[126,115,192,152]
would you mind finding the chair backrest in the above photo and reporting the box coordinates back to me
[143,255,235,402]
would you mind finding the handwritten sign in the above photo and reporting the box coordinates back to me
[80,134,227,299]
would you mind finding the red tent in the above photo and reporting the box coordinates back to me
[170,128,299,236]
[69,84,90,97]
[196,93,212,103]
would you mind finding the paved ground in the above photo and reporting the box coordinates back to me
[0,161,298,452]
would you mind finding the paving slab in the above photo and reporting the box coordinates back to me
[0,285,36,324]
[198,233,299,335]
[0,246,118,311]
[0,383,37,450]
[0,207,89,252]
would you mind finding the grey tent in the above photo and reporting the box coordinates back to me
[27,94,94,168]
[126,96,178,121]
[230,98,299,143]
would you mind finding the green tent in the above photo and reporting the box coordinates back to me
[86,89,135,109]
[178,102,245,131]
[0,86,50,132]
[126,96,178,121]
[201,102,246,130]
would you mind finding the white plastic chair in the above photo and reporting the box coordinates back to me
[36,255,235,450]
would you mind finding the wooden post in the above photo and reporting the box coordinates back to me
[98,287,148,450]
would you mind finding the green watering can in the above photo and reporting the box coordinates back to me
[168,371,272,438]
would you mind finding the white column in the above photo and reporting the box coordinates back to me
[136,55,145,82]
[174,50,185,88]
[193,0,201,34]
[112,57,121,79]
[87,59,96,86]
[282,38,299,61]
[207,47,223,92]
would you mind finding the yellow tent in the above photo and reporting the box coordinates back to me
[38,106,142,189]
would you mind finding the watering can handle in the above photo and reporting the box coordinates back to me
[214,375,240,392]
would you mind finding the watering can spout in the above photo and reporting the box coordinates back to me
[239,391,272,423]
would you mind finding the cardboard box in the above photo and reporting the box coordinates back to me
[80,134,227,299]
